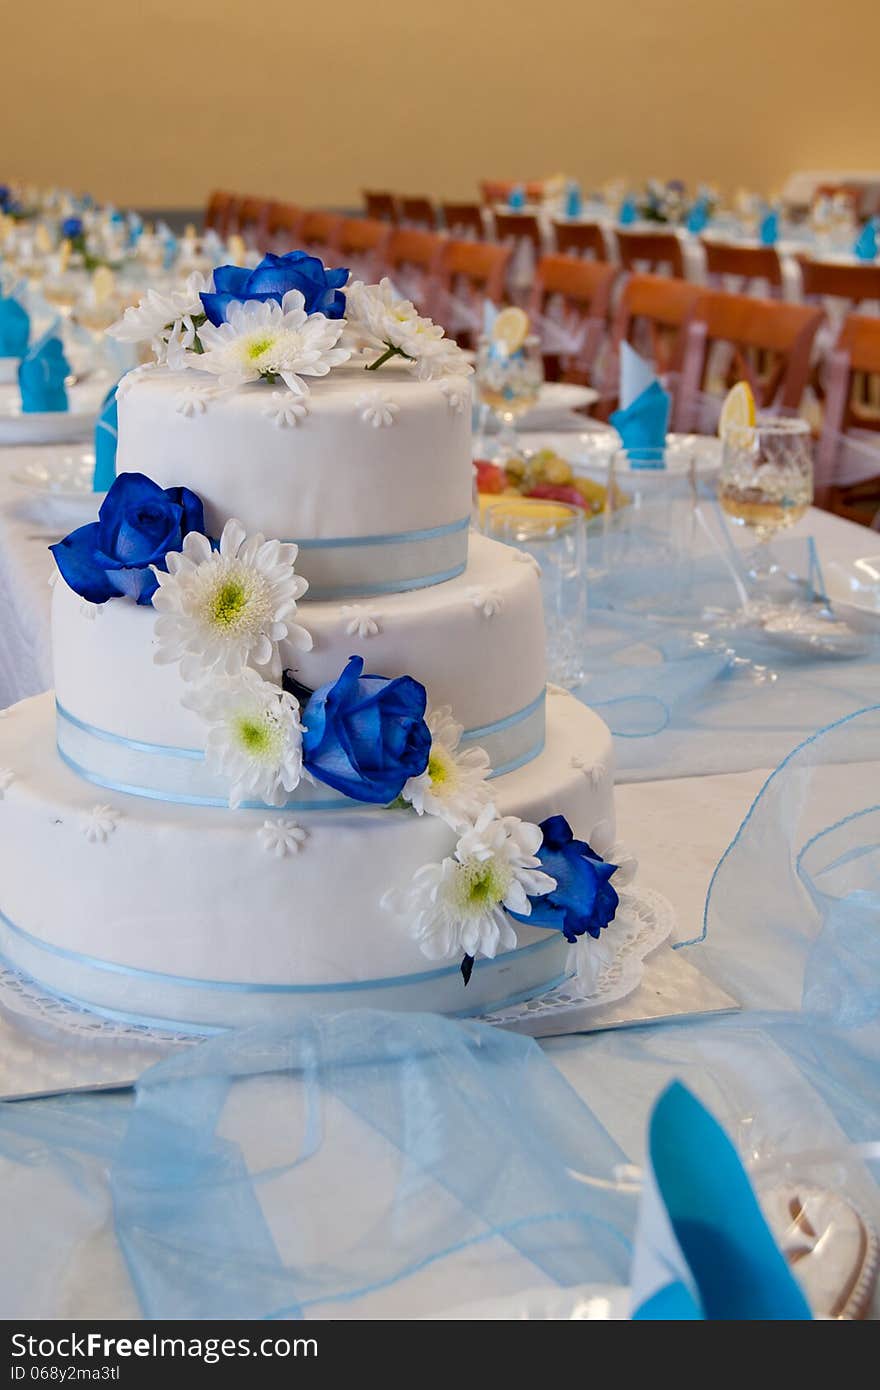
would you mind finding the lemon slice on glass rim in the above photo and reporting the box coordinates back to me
[492,306,530,355]
[719,380,756,447]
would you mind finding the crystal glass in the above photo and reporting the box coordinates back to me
[481,497,586,686]
[718,416,813,552]
[475,333,544,460]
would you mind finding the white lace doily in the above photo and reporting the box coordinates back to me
[0,885,675,1098]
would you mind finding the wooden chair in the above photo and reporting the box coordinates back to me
[231,196,272,251]
[553,221,608,261]
[701,239,783,294]
[363,191,398,223]
[441,202,486,238]
[398,197,437,230]
[204,190,237,236]
[336,217,393,281]
[479,180,545,205]
[603,273,702,421]
[385,228,445,312]
[265,201,304,253]
[678,291,825,432]
[798,258,880,309]
[527,253,616,382]
[434,239,512,345]
[615,229,685,279]
[299,210,344,261]
[815,314,880,522]
[493,212,543,257]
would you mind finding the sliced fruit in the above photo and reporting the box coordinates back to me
[474,460,506,494]
[492,306,530,355]
[719,380,756,441]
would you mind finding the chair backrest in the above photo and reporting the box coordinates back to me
[364,191,398,223]
[204,190,236,235]
[493,212,543,254]
[336,217,393,280]
[702,239,782,290]
[611,272,701,372]
[679,290,825,429]
[385,228,445,314]
[552,221,608,261]
[615,229,685,278]
[528,254,617,379]
[299,210,344,258]
[399,197,436,229]
[441,202,485,238]
[480,180,545,205]
[265,201,304,251]
[434,240,512,342]
[798,257,880,307]
[232,196,272,250]
[815,313,880,503]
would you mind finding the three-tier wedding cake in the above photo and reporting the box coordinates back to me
[0,254,629,1031]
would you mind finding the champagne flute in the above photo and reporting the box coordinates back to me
[475,333,544,460]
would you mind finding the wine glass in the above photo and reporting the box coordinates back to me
[718,416,813,555]
[475,333,544,460]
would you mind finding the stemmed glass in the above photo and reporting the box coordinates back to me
[475,333,544,460]
[718,416,813,570]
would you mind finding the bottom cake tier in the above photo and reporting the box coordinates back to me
[0,688,616,1030]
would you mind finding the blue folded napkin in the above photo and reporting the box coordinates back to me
[564,181,583,219]
[631,1083,811,1319]
[93,382,119,490]
[619,195,638,226]
[611,343,671,465]
[853,218,878,262]
[759,209,778,246]
[507,184,525,210]
[686,197,710,234]
[0,294,30,359]
[18,334,70,413]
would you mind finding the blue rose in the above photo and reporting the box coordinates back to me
[302,656,431,804]
[0,186,10,213]
[509,815,619,942]
[50,472,205,606]
[61,216,83,240]
[199,250,349,326]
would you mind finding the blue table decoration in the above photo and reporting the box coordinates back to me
[610,343,671,464]
[0,294,30,359]
[759,209,778,246]
[854,217,878,262]
[564,180,582,219]
[92,382,119,491]
[18,332,70,413]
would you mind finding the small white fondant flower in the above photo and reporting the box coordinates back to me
[339,604,381,638]
[197,291,350,395]
[467,586,504,619]
[589,819,638,887]
[345,278,472,382]
[401,706,492,830]
[439,376,470,413]
[358,391,399,428]
[382,805,555,961]
[571,754,607,789]
[174,382,216,417]
[152,519,312,681]
[512,549,542,575]
[0,768,15,798]
[258,817,308,857]
[80,804,121,843]
[185,669,305,810]
[263,391,309,428]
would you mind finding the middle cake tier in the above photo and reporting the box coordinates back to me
[52,532,548,791]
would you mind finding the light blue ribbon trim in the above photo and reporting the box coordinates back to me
[304,560,466,600]
[463,689,546,741]
[291,517,470,550]
[58,702,203,760]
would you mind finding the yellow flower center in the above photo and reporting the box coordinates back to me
[246,334,276,361]
[211,579,249,628]
[236,716,271,754]
[454,855,511,913]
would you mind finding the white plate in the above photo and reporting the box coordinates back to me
[0,376,109,446]
[516,382,598,429]
[512,429,721,475]
[9,444,97,498]
[824,555,880,631]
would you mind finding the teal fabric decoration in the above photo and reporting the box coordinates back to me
[853,218,877,262]
[18,335,70,413]
[93,383,119,491]
[0,295,30,358]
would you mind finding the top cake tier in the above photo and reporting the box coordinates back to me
[116,362,474,599]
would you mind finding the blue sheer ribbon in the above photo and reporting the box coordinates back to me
[283,517,469,598]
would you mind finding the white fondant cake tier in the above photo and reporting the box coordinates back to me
[117,364,473,597]
[51,533,547,771]
[0,689,614,1028]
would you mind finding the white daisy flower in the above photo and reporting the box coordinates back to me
[345,278,472,382]
[185,669,305,809]
[258,818,308,857]
[108,271,212,363]
[401,707,492,830]
[467,586,504,619]
[0,768,15,798]
[339,604,381,638]
[263,391,309,428]
[197,290,350,395]
[382,805,555,961]
[152,518,312,682]
[80,804,121,843]
[174,382,216,417]
[358,391,399,428]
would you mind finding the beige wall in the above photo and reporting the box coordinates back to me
[4,0,879,209]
